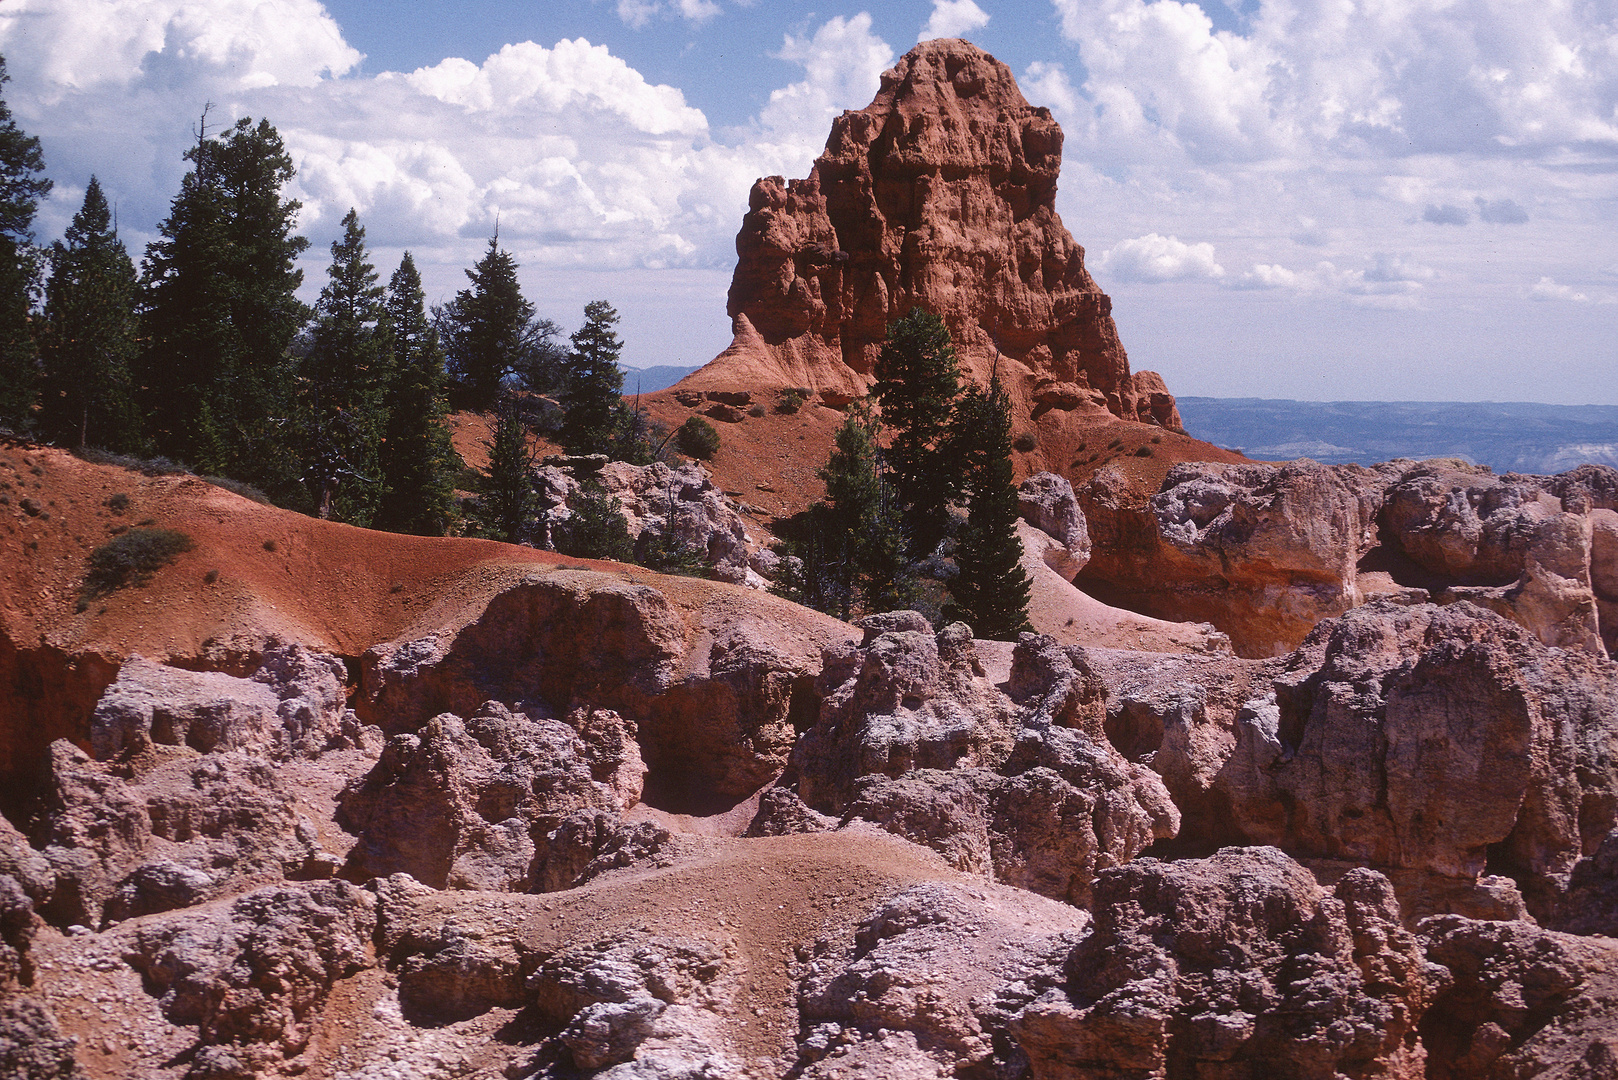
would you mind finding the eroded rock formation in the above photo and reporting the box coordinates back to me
[1079,459,1618,658]
[779,615,1178,907]
[686,38,1178,430]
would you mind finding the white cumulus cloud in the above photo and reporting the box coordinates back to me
[1098,233,1224,283]
[1528,277,1590,302]
[0,0,359,95]
[613,0,722,31]
[744,14,895,176]
[920,0,990,43]
[1234,254,1433,308]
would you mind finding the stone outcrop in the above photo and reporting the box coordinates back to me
[1420,915,1618,1079]
[1079,460,1392,657]
[795,613,1017,812]
[536,460,761,585]
[91,644,351,761]
[796,882,1086,1076]
[0,998,86,1080]
[685,38,1177,429]
[1018,472,1091,580]
[120,880,376,1079]
[336,701,645,890]
[1215,601,1618,921]
[1380,461,1611,655]
[28,742,322,929]
[360,568,854,800]
[1013,847,1431,1080]
[1078,459,1618,659]
[788,617,1177,906]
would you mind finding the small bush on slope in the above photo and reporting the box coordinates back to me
[81,528,194,602]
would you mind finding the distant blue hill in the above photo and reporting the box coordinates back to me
[1175,398,1618,475]
[618,364,701,395]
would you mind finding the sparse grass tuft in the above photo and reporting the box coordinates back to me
[202,475,272,505]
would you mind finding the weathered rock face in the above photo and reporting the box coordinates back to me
[1079,459,1618,659]
[1013,848,1431,1080]
[28,742,320,929]
[1420,915,1618,1079]
[796,882,1086,1076]
[120,880,376,1079]
[336,701,644,890]
[1019,472,1091,580]
[1216,601,1618,920]
[536,461,761,585]
[693,38,1176,428]
[795,614,1017,813]
[1079,460,1392,657]
[360,568,852,800]
[788,618,1177,906]
[92,644,351,761]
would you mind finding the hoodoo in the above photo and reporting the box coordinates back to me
[682,38,1179,429]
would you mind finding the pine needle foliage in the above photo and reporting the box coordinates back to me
[39,177,143,451]
[0,56,51,433]
[474,395,537,543]
[297,208,391,524]
[558,299,628,456]
[375,252,462,535]
[553,482,635,562]
[943,376,1032,640]
[873,308,964,560]
[138,116,309,503]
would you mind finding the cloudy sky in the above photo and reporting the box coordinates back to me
[4,0,1615,404]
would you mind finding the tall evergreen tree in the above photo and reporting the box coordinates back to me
[474,394,536,543]
[558,299,627,456]
[0,56,51,433]
[39,177,143,450]
[777,403,912,620]
[297,208,391,524]
[139,116,308,499]
[375,251,461,535]
[943,376,1031,640]
[435,235,563,403]
[872,308,964,559]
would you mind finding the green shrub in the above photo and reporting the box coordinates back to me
[674,416,721,460]
[202,475,272,505]
[776,388,810,414]
[105,493,130,514]
[636,529,709,578]
[81,528,195,601]
[73,448,191,476]
[1134,445,1153,457]
[1012,432,1037,453]
[553,485,635,562]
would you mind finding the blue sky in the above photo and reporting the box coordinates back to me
[4,0,1616,404]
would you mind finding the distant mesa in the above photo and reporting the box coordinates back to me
[678,38,1178,430]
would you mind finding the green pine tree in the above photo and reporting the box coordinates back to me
[872,308,964,560]
[39,177,143,451]
[375,252,462,535]
[0,56,51,433]
[138,115,309,502]
[780,402,913,620]
[943,376,1032,641]
[558,299,628,456]
[474,395,536,543]
[297,208,391,524]
[435,235,563,404]
[553,482,635,562]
